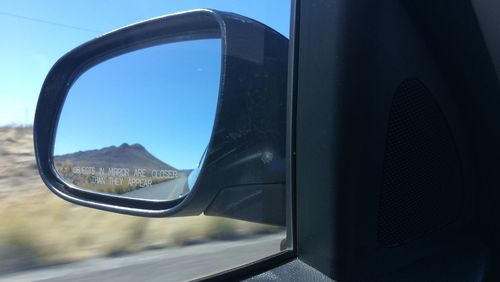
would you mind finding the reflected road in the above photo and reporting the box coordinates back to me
[122,174,188,200]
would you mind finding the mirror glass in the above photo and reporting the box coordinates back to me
[53,39,221,201]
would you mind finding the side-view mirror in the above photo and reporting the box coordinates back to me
[34,9,288,226]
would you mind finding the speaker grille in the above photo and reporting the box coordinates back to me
[377,79,463,246]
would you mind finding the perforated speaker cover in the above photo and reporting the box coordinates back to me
[377,79,463,246]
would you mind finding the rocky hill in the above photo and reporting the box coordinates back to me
[0,126,40,196]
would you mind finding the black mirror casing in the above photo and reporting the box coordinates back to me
[34,9,288,225]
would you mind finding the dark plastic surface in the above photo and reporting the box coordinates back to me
[245,259,334,282]
[205,184,285,226]
[34,9,288,224]
[294,0,493,280]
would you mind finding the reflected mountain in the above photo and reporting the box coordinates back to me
[54,143,177,172]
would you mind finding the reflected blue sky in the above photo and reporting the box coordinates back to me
[55,39,221,169]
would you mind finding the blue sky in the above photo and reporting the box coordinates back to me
[55,39,221,169]
[0,1,290,169]
[0,1,290,126]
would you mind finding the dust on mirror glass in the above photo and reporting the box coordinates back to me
[53,39,221,201]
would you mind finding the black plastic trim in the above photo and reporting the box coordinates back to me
[286,0,300,254]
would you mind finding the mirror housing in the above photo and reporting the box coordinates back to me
[34,9,288,226]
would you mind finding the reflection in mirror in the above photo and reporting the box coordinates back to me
[53,39,221,201]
